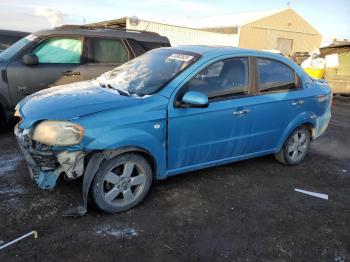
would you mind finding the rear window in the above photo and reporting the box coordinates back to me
[257,58,296,93]
[92,38,129,64]
[138,41,170,51]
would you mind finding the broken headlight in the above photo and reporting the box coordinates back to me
[33,121,84,146]
[14,108,21,117]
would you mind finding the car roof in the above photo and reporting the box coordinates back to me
[163,45,296,66]
[169,45,285,58]
[33,27,170,44]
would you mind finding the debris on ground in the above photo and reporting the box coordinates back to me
[0,231,38,250]
[295,188,329,200]
[95,225,138,239]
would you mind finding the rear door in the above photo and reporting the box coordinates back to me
[83,37,131,80]
[7,36,85,104]
[246,57,307,154]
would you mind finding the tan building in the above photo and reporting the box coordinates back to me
[191,8,322,55]
[87,8,322,55]
[87,17,239,47]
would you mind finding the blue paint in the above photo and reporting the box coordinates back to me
[36,170,60,189]
[17,46,332,185]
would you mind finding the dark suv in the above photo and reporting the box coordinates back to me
[0,26,170,125]
[0,29,29,53]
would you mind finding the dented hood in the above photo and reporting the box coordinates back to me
[18,80,143,128]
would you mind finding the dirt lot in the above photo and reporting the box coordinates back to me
[0,98,349,261]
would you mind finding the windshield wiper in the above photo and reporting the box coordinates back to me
[107,84,131,96]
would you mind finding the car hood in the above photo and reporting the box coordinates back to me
[18,80,144,128]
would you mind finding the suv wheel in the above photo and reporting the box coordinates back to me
[275,127,310,165]
[92,153,153,213]
[0,107,7,132]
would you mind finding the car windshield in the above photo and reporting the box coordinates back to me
[96,48,200,96]
[0,34,36,61]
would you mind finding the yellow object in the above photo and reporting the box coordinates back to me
[304,68,325,79]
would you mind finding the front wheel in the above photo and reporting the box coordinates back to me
[275,127,310,165]
[92,153,153,214]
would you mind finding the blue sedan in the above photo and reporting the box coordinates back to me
[15,46,332,216]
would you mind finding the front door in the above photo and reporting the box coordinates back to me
[167,57,255,172]
[7,36,85,105]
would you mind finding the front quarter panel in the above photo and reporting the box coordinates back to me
[75,94,168,179]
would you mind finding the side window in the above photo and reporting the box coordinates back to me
[185,57,249,98]
[92,38,129,64]
[33,37,82,64]
[257,58,296,93]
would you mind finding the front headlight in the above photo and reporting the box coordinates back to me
[33,121,84,146]
[14,108,21,117]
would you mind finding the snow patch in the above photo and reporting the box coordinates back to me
[0,153,24,174]
[95,224,138,239]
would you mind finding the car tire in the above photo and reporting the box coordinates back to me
[0,107,7,132]
[92,153,153,214]
[275,126,311,165]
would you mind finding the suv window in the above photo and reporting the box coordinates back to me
[257,58,296,93]
[33,37,82,64]
[185,57,249,98]
[92,38,128,64]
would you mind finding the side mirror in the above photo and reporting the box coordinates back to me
[22,54,39,66]
[181,91,209,108]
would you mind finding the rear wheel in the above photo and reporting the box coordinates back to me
[92,153,153,214]
[275,127,310,165]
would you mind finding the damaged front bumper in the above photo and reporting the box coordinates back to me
[14,126,85,189]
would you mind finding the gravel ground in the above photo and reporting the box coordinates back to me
[0,97,349,261]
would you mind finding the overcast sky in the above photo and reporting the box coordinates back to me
[0,0,349,39]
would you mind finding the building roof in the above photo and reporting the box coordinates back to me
[169,8,288,28]
[320,41,350,56]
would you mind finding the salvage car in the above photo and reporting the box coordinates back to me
[0,25,170,126]
[14,46,332,216]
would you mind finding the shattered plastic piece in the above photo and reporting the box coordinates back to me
[295,188,328,200]
[0,231,38,250]
[36,170,60,189]
[62,206,87,218]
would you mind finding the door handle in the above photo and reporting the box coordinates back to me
[62,71,81,76]
[233,109,251,116]
[292,100,304,106]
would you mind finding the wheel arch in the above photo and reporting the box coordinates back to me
[277,113,316,152]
